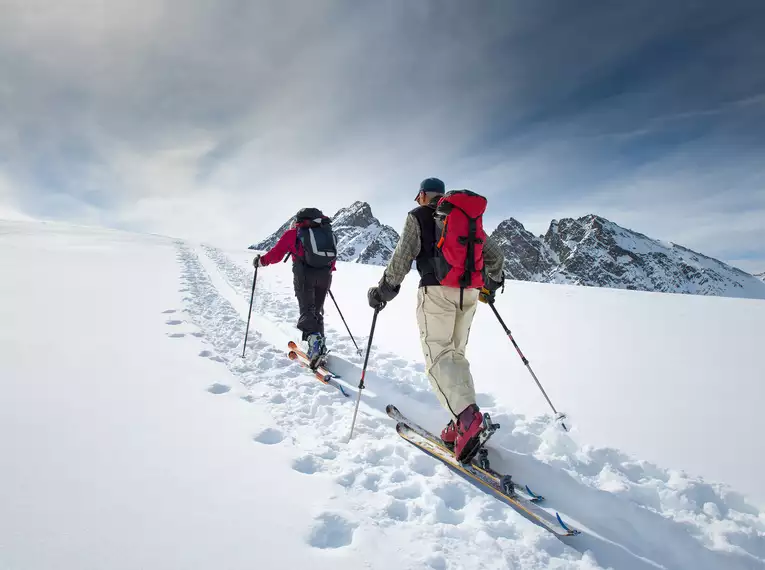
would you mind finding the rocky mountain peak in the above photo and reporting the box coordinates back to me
[489,218,556,281]
[493,217,529,235]
[332,201,377,229]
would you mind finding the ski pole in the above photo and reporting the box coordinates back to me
[346,303,384,442]
[328,289,362,356]
[488,301,569,431]
[241,263,258,358]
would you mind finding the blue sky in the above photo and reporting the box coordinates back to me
[1,0,764,272]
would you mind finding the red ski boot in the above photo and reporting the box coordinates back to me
[454,404,486,463]
[440,420,457,451]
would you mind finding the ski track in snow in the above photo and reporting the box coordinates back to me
[172,242,765,570]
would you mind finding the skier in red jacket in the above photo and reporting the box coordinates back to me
[254,208,337,368]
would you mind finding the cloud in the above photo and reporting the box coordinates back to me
[0,172,34,221]
[0,0,763,264]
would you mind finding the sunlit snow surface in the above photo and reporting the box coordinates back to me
[2,220,763,570]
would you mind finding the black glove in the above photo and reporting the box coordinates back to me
[479,273,504,304]
[253,255,262,268]
[367,275,399,309]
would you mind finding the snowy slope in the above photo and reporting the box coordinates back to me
[756,271,765,282]
[2,220,764,570]
[491,215,765,299]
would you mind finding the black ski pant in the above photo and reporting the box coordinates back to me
[293,264,332,341]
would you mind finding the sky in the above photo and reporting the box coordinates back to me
[1,0,764,272]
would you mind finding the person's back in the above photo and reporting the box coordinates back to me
[254,208,337,368]
[367,178,505,462]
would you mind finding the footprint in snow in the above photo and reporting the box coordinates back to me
[162,309,176,314]
[390,482,422,500]
[199,350,225,363]
[166,319,183,325]
[426,555,447,570]
[252,428,284,445]
[389,469,407,484]
[409,453,437,477]
[386,500,409,522]
[292,455,324,475]
[206,383,230,395]
[308,513,357,549]
[361,472,381,491]
[167,333,185,338]
[317,447,337,460]
[432,484,468,511]
[434,501,465,526]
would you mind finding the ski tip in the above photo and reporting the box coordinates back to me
[555,512,580,536]
[288,341,298,349]
[525,485,544,502]
[288,351,299,361]
[385,404,398,415]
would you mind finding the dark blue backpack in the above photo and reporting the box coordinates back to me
[295,208,337,268]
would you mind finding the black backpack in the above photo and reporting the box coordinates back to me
[295,208,337,268]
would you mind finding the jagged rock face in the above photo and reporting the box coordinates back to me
[250,201,400,267]
[330,201,400,266]
[543,215,765,298]
[488,218,556,281]
[489,214,765,299]
[332,201,377,229]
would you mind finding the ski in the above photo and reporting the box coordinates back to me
[386,405,542,500]
[287,343,349,397]
[287,341,339,377]
[387,405,578,537]
[395,423,579,537]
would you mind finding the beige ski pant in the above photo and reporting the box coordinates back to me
[416,286,480,420]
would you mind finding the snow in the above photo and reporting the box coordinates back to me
[2,220,764,570]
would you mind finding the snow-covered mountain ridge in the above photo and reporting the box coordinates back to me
[492,214,765,299]
[253,204,765,299]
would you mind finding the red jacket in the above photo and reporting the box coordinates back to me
[260,228,337,270]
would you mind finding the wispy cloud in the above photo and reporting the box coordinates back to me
[0,0,763,269]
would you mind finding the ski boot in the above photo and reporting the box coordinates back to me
[440,420,457,452]
[305,333,327,370]
[454,404,500,464]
